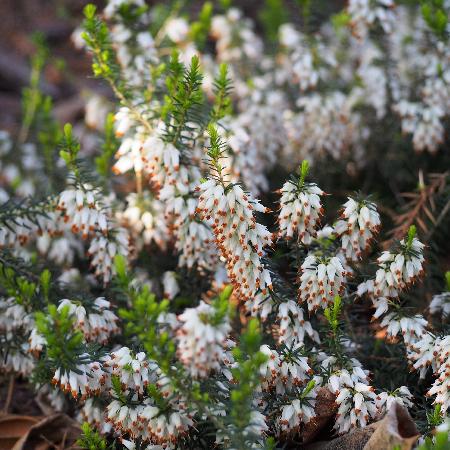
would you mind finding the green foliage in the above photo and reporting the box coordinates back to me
[332,11,351,31]
[95,113,118,180]
[206,124,228,179]
[162,55,206,149]
[36,305,82,363]
[19,33,49,144]
[418,429,450,450]
[36,96,62,185]
[0,262,37,309]
[118,272,173,372]
[77,422,111,450]
[59,123,80,173]
[421,0,448,41]
[39,269,51,303]
[190,2,213,49]
[211,63,233,122]
[298,159,310,188]
[228,318,267,448]
[259,0,288,42]
[34,304,101,381]
[82,4,129,99]
[445,271,450,291]
[324,295,342,334]
[428,405,445,428]
[210,284,234,325]
[296,0,312,30]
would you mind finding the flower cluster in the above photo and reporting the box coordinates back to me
[277,172,324,245]
[323,356,379,434]
[196,179,273,300]
[52,361,105,399]
[358,232,425,318]
[0,0,449,448]
[409,334,450,413]
[57,187,109,238]
[298,255,347,312]
[334,197,380,261]
[176,300,231,378]
[259,345,313,394]
[58,297,119,344]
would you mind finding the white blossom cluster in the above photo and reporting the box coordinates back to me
[58,297,120,344]
[276,300,319,347]
[0,0,449,447]
[322,356,379,434]
[430,291,450,317]
[259,345,313,395]
[380,313,428,348]
[51,360,105,399]
[277,385,318,433]
[334,197,380,261]
[348,0,396,39]
[409,333,450,413]
[57,186,109,238]
[0,297,36,375]
[176,300,231,378]
[196,179,273,300]
[358,236,425,318]
[278,179,324,244]
[298,254,347,312]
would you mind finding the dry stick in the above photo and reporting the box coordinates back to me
[426,198,450,241]
[2,374,15,414]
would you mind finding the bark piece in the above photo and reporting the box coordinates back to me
[363,402,419,450]
[0,415,40,450]
[11,413,81,450]
[305,402,419,450]
[302,388,338,444]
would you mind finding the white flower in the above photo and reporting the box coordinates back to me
[87,228,130,284]
[358,236,425,305]
[57,297,120,344]
[162,271,179,300]
[57,186,109,238]
[278,385,317,433]
[176,301,231,378]
[376,386,413,412]
[380,313,427,347]
[430,292,450,318]
[165,18,189,43]
[409,334,450,413]
[118,192,169,250]
[243,291,275,321]
[292,51,319,91]
[298,254,346,312]
[276,300,319,346]
[335,197,380,261]
[80,398,112,434]
[348,0,396,39]
[104,347,157,394]
[325,359,378,434]
[278,179,324,244]
[196,179,273,300]
[113,136,145,175]
[259,345,312,394]
[52,360,105,399]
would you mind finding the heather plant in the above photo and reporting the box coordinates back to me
[0,1,449,449]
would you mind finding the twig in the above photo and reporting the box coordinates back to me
[426,198,450,240]
[2,374,15,414]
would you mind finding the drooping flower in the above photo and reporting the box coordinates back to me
[196,179,273,300]
[278,175,324,245]
[176,301,231,378]
[298,254,347,312]
[335,197,380,261]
